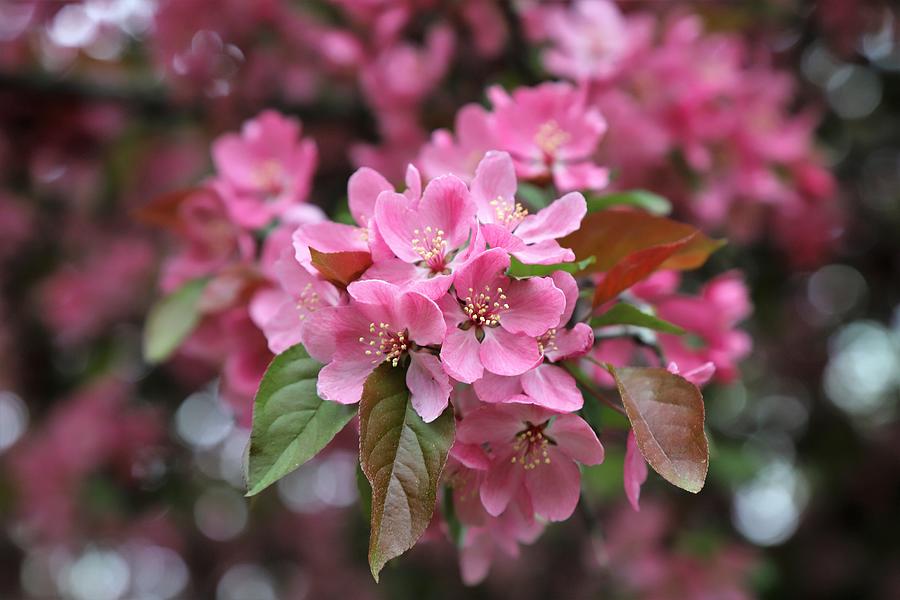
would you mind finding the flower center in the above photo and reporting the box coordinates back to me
[358,322,408,367]
[295,282,321,320]
[536,328,558,355]
[462,285,508,328]
[534,119,570,158]
[489,196,528,230]
[411,226,449,272]
[253,159,285,196]
[509,421,554,470]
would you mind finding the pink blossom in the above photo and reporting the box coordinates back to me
[212,110,317,229]
[470,151,587,264]
[537,0,638,82]
[418,103,497,182]
[159,187,255,292]
[472,271,592,412]
[302,280,449,421]
[487,83,609,192]
[457,403,604,521]
[438,248,565,383]
[293,164,416,272]
[249,249,344,354]
[368,174,477,298]
[458,496,542,586]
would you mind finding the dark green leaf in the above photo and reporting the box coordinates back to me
[591,303,686,335]
[143,277,208,364]
[246,344,355,496]
[587,190,672,215]
[359,363,455,581]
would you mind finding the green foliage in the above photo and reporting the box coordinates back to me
[246,344,355,496]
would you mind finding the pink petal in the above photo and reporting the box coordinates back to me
[248,289,303,354]
[471,151,517,224]
[298,306,343,362]
[549,413,604,465]
[452,248,510,300]
[456,404,527,445]
[293,221,368,264]
[348,166,393,225]
[514,191,587,244]
[520,364,584,412]
[480,223,528,254]
[624,430,648,512]
[473,371,524,404]
[419,174,477,248]
[397,290,446,346]
[317,358,373,404]
[503,276,566,336]
[404,164,422,203]
[451,443,491,470]
[373,191,422,263]
[552,161,609,193]
[523,448,581,521]
[545,323,594,362]
[509,239,574,265]
[480,327,541,376]
[440,327,484,383]
[550,271,579,325]
[459,531,493,586]
[363,259,453,301]
[480,451,524,517]
[407,353,452,422]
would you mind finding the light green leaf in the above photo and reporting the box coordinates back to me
[507,256,596,278]
[246,344,355,496]
[143,277,208,364]
[587,190,672,215]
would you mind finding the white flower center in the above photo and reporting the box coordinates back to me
[462,285,508,328]
[358,322,408,367]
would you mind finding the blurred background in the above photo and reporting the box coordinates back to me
[1,1,899,599]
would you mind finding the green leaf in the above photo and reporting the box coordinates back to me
[591,303,686,335]
[507,256,596,278]
[359,363,455,581]
[587,190,672,215]
[246,344,355,496]
[517,182,550,209]
[143,277,208,364]
[609,366,709,493]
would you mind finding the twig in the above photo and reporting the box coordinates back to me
[562,361,627,416]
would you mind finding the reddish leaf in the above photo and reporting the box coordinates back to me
[359,363,455,581]
[560,210,725,273]
[592,235,694,306]
[310,248,373,287]
[133,186,206,232]
[609,366,708,494]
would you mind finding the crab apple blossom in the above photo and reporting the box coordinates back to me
[212,110,317,229]
[472,271,592,412]
[486,83,609,192]
[303,279,450,422]
[249,249,344,354]
[457,403,604,521]
[438,248,565,383]
[368,173,477,298]
[471,151,588,265]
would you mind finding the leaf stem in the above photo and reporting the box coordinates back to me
[562,361,627,416]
